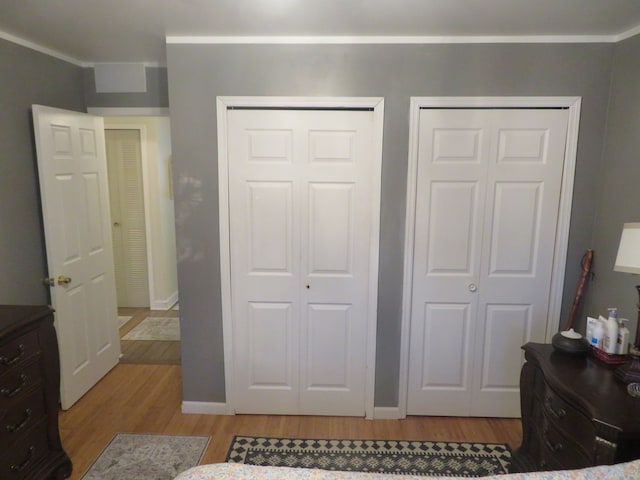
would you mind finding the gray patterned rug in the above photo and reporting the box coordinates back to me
[122,317,180,341]
[226,436,511,477]
[82,433,210,480]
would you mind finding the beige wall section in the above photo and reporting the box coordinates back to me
[104,116,179,310]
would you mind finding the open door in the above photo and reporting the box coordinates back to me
[32,105,121,409]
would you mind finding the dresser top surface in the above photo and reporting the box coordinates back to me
[0,305,54,337]
[524,342,640,431]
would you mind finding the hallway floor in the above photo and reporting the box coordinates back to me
[118,307,181,365]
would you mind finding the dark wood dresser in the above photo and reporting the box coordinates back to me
[511,342,640,472]
[0,306,72,479]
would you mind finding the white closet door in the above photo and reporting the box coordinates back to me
[407,108,569,417]
[227,108,375,415]
[105,129,150,308]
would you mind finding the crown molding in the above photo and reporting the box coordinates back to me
[0,29,86,66]
[166,34,619,45]
[616,23,640,42]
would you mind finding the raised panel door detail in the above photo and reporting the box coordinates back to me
[90,273,112,353]
[83,173,106,256]
[56,175,81,265]
[419,303,470,389]
[247,130,292,163]
[433,128,482,163]
[66,285,89,373]
[481,304,530,390]
[52,126,73,158]
[247,182,293,274]
[248,302,293,388]
[489,182,541,275]
[426,182,478,274]
[498,129,548,163]
[79,128,97,156]
[308,183,353,275]
[305,304,350,390]
[309,131,354,163]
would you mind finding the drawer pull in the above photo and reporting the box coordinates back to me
[10,445,35,472]
[1,373,27,398]
[6,408,33,433]
[545,396,566,419]
[0,344,25,366]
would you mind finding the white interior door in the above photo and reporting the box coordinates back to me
[32,105,121,410]
[105,129,150,308]
[407,108,569,417]
[227,108,377,416]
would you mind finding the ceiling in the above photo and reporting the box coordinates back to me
[2,0,640,65]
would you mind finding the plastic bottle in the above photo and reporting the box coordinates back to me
[591,319,605,350]
[617,318,630,355]
[604,308,619,354]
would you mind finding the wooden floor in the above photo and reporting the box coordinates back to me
[59,363,523,480]
[118,307,181,365]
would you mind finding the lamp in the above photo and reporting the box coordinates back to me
[613,222,640,383]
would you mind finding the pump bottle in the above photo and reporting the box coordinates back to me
[604,308,619,354]
[617,318,630,355]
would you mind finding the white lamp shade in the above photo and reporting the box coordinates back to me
[614,222,640,274]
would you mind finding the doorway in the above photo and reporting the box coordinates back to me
[101,114,180,365]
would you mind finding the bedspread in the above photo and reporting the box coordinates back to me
[174,460,640,480]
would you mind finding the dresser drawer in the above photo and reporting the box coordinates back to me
[540,413,592,470]
[0,329,40,377]
[539,380,595,458]
[0,387,47,447]
[0,419,50,479]
[0,359,44,407]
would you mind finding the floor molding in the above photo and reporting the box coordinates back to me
[182,401,233,415]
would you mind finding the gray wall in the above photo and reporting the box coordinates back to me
[0,38,85,305]
[83,67,169,108]
[584,35,640,335]
[166,43,614,407]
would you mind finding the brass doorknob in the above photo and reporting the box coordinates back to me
[57,275,72,285]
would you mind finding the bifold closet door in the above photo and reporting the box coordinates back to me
[227,108,376,415]
[407,108,569,417]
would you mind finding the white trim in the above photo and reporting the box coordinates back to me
[616,24,640,42]
[0,29,86,66]
[87,107,170,117]
[181,401,233,415]
[217,96,384,419]
[89,61,166,68]
[151,290,179,311]
[399,96,581,417]
[372,406,403,420]
[167,34,619,45]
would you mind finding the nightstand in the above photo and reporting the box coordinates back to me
[511,342,640,472]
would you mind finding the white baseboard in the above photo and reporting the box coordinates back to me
[372,406,404,419]
[151,291,179,311]
[182,401,234,415]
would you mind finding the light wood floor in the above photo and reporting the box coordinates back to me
[59,363,523,480]
[118,307,181,365]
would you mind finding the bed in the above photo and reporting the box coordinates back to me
[174,460,640,480]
